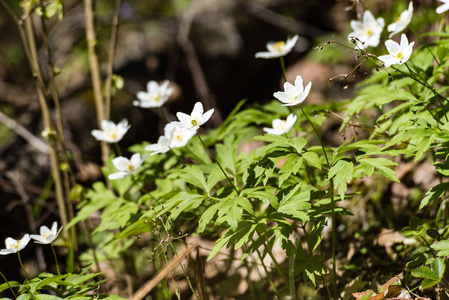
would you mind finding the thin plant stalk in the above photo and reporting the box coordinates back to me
[0,270,17,298]
[159,220,199,299]
[298,103,337,298]
[114,143,122,157]
[17,252,31,279]
[37,2,77,251]
[50,244,61,275]
[279,56,287,82]
[197,134,239,194]
[104,0,122,120]
[255,248,280,298]
[159,107,171,123]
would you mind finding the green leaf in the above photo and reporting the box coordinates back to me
[328,159,353,200]
[419,182,449,209]
[279,153,303,186]
[181,165,208,192]
[412,266,439,280]
[432,258,445,278]
[278,189,311,221]
[431,240,449,257]
[198,202,220,233]
[206,165,226,192]
[358,158,399,182]
[216,143,236,175]
[0,281,20,294]
[302,151,322,170]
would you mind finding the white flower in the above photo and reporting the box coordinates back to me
[255,35,299,59]
[145,135,171,156]
[91,119,130,143]
[437,0,449,14]
[133,80,173,108]
[378,34,414,67]
[348,10,385,48]
[30,222,63,245]
[0,234,31,255]
[108,153,145,180]
[387,2,413,38]
[273,75,312,106]
[175,102,214,131]
[263,113,297,135]
[165,122,196,148]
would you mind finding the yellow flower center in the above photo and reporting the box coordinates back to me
[276,120,287,131]
[397,52,404,60]
[396,15,403,23]
[153,93,161,102]
[125,161,135,172]
[272,41,286,53]
[107,129,119,140]
[176,134,183,141]
[191,119,198,127]
[11,240,21,250]
[366,29,373,37]
[42,232,51,238]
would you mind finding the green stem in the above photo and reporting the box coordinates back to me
[298,104,330,167]
[0,270,17,298]
[298,104,337,298]
[17,252,30,279]
[50,244,61,275]
[256,248,280,298]
[197,134,239,194]
[280,56,287,83]
[159,107,170,123]
[114,142,122,157]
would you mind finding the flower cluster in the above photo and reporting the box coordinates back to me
[0,222,62,255]
[347,2,417,68]
[145,102,214,155]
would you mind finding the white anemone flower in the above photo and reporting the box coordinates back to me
[145,135,171,156]
[165,122,196,148]
[255,35,299,59]
[348,10,385,48]
[134,80,173,108]
[0,234,31,255]
[91,119,130,143]
[274,75,312,106]
[387,2,413,38]
[30,222,63,245]
[175,102,214,131]
[437,0,449,14]
[263,113,297,135]
[378,34,414,67]
[109,153,145,180]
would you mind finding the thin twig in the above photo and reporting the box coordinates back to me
[104,0,122,120]
[84,0,110,167]
[130,238,199,300]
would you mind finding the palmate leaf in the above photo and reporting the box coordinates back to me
[328,159,354,200]
[412,258,446,289]
[181,165,208,192]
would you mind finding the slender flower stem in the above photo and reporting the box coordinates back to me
[159,107,170,123]
[298,104,337,298]
[50,244,61,275]
[197,134,239,194]
[0,270,17,298]
[298,105,329,167]
[279,56,287,83]
[17,252,30,279]
[114,142,122,157]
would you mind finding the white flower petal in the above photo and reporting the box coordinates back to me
[191,102,204,118]
[108,171,128,180]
